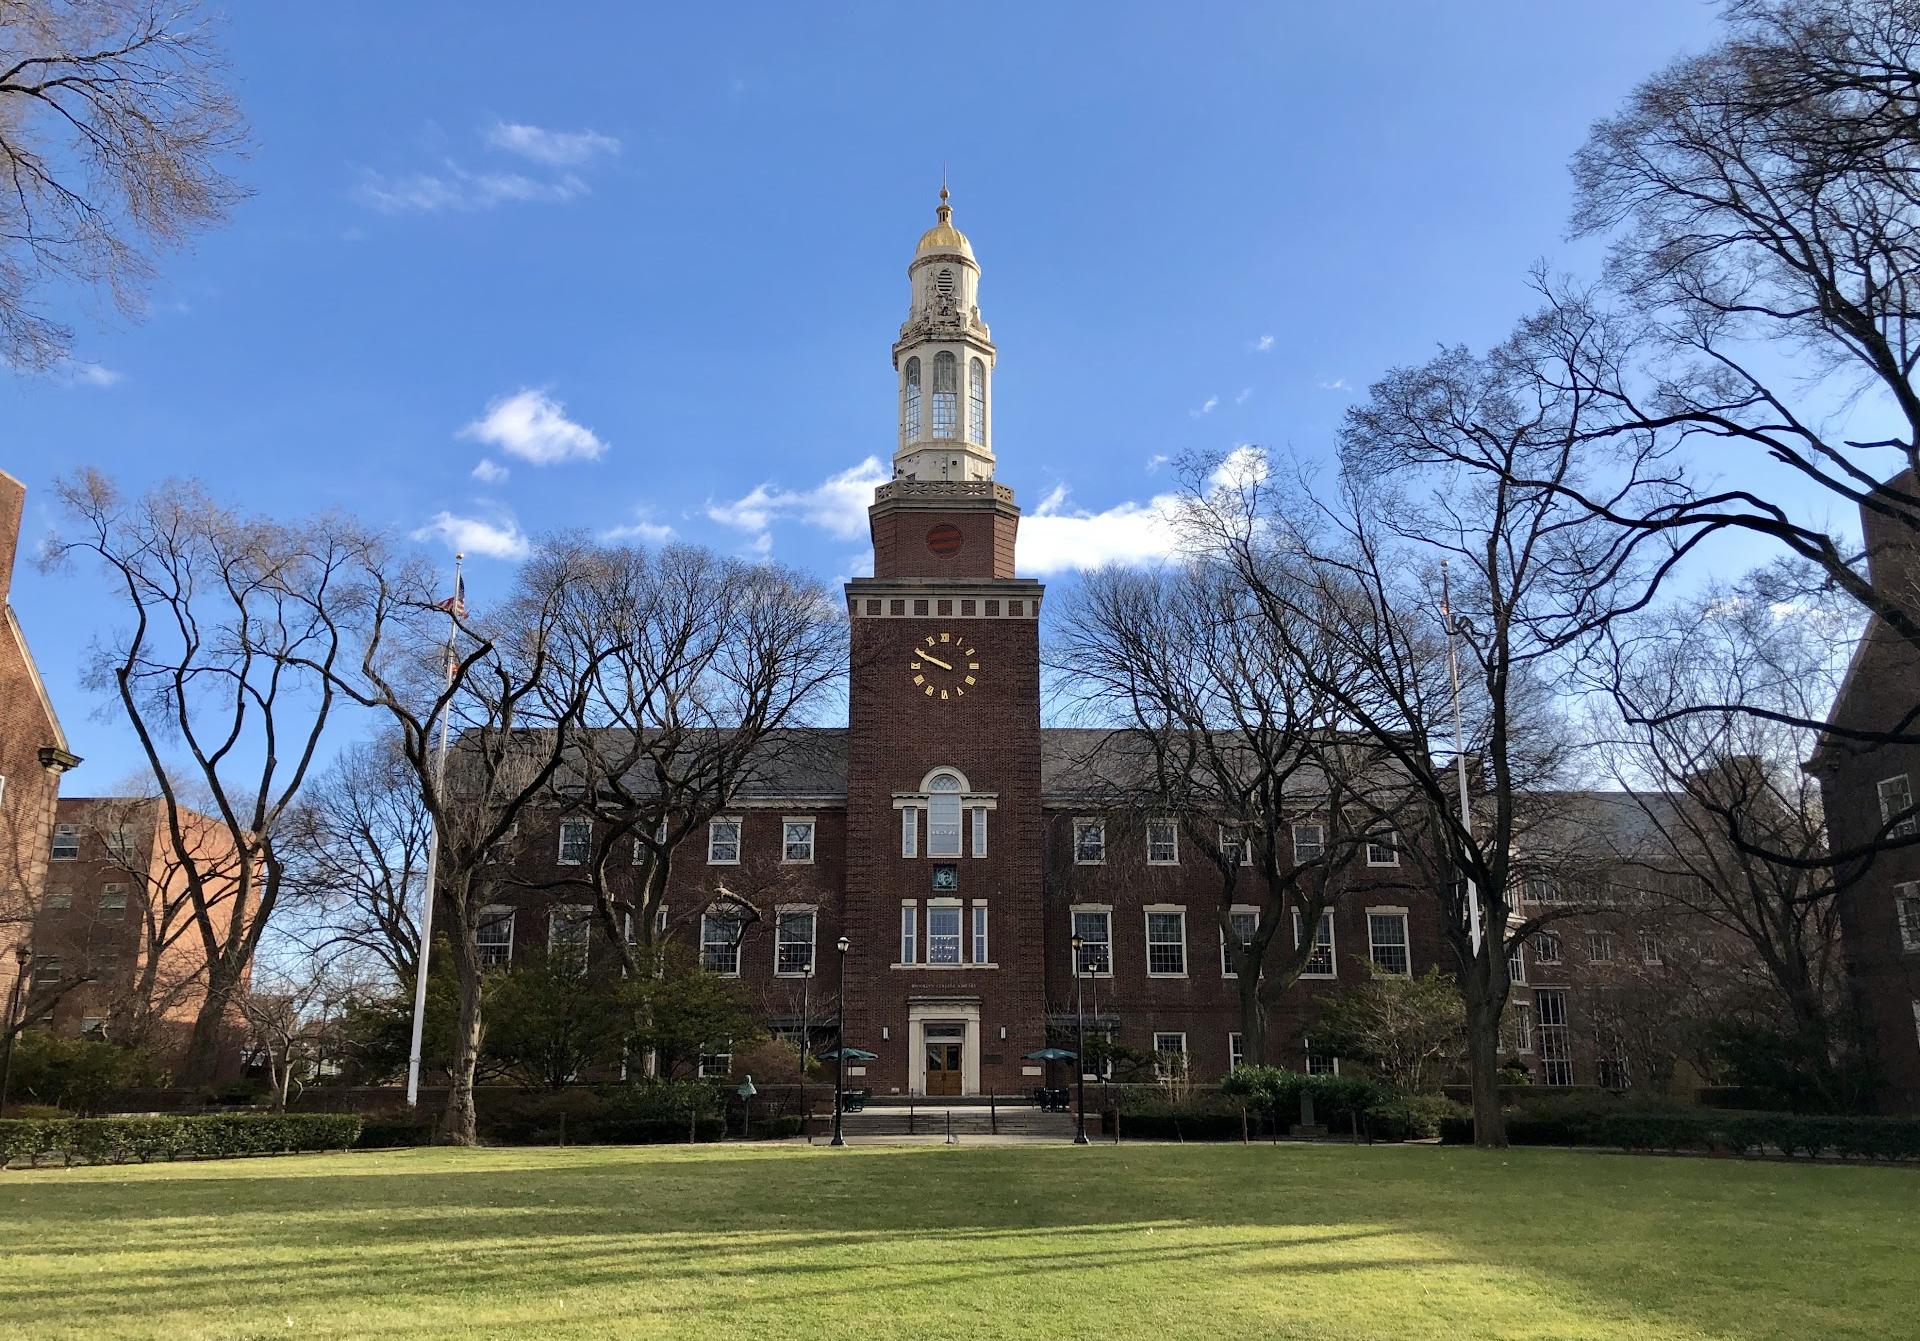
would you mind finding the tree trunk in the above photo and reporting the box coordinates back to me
[178,955,247,1088]
[441,938,484,1146]
[1463,975,1507,1148]
[1237,966,1268,1066]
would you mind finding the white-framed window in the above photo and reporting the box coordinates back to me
[1220,908,1258,977]
[971,902,989,964]
[1897,883,1920,953]
[782,818,815,864]
[45,888,72,911]
[1146,819,1179,865]
[903,356,922,438]
[1293,907,1336,978]
[1292,822,1325,864]
[105,825,137,862]
[775,907,816,977]
[1879,774,1917,837]
[1145,908,1187,977]
[971,806,987,858]
[1536,988,1572,1085]
[1508,1000,1534,1054]
[476,907,515,967]
[1228,1031,1245,1072]
[1218,824,1252,866]
[1596,1025,1631,1091]
[1507,939,1526,985]
[1304,1040,1339,1076]
[928,773,963,857]
[701,908,744,975]
[708,817,741,865]
[697,1045,733,1079]
[1071,907,1112,976]
[927,903,963,964]
[1152,1032,1187,1077]
[1533,930,1563,965]
[655,904,670,938]
[548,906,592,973]
[1365,830,1400,867]
[1073,818,1106,864]
[902,806,919,859]
[79,1015,106,1038]
[900,903,917,964]
[932,350,958,437]
[1587,930,1616,963]
[51,824,78,860]
[1523,877,1561,905]
[967,357,987,445]
[1638,928,1663,965]
[557,819,591,866]
[98,885,127,919]
[1366,909,1410,975]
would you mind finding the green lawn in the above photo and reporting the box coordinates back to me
[0,1143,1912,1340]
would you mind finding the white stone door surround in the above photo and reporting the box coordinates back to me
[908,999,981,1096]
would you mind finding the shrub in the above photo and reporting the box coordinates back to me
[1365,1093,1468,1142]
[0,1113,362,1168]
[5,1033,162,1116]
[1449,1102,1920,1160]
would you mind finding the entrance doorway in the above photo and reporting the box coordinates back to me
[924,1022,966,1096]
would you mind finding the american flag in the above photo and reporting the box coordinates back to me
[433,571,466,619]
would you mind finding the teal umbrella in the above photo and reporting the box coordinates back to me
[816,1047,879,1061]
[1024,1048,1077,1061]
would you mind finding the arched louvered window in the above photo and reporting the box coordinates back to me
[904,357,922,439]
[968,358,986,445]
[932,352,957,438]
[937,268,955,298]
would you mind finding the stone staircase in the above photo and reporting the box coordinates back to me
[828,1096,1079,1141]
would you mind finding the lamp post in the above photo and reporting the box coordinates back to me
[830,935,850,1147]
[1071,933,1089,1145]
[0,944,31,1116]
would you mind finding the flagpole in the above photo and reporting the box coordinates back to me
[406,552,463,1108]
[1440,559,1484,956]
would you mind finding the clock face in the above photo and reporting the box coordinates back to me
[909,631,981,701]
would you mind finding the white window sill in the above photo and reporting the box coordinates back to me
[1146,972,1189,980]
[773,971,817,979]
[1298,970,1338,981]
[708,859,741,866]
[1146,859,1179,867]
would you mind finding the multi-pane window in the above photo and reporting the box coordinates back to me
[1220,909,1258,977]
[971,903,989,964]
[967,358,986,445]
[903,356,922,438]
[775,908,816,977]
[1073,819,1106,864]
[708,818,741,865]
[1536,989,1572,1085]
[1152,1032,1188,1076]
[548,907,591,973]
[1508,1000,1534,1054]
[105,826,137,862]
[900,904,917,964]
[783,819,815,864]
[51,824,78,860]
[1146,819,1178,865]
[1523,877,1559,905]
[1219,824,1251,866]
[1367,911,1410,975]
[971,807,987,857]
[1294,908,1336,977]
[1596,1024,1631,1091]
[34,955,60,983]
[1292,822,1325,864]
[697,1046,732,1079]
[1304,1040,1338,1076]
[1639,928,1663,965]
[701,910,744,976]
[1878,774,1917,837]
[1146,909,1187,976]
[1365,831,1399,867]
[98,885,127,919]
[1533,930,1563,965]
[46,889,72,911]
[557,820,591,866]
[902,806,919,858]
[1587,930,1616,963]
[476,909,515,967]
[1072,908,1112,975]
[1228,1032,1245,1072]
[1507,940,1526,985]
[932,351,958,436]
[928,774,963,858]
[927,904,963,964]
[1897,884,1920,953]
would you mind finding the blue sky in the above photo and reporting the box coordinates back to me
[9,2,1737,784]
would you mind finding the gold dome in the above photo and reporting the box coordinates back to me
[915,185,975,261]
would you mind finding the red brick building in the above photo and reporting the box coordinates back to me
[478,196,1448,1096]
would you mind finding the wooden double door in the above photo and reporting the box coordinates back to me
[925,1032,964,1096]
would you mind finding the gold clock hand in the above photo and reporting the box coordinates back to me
[919,651,954,671]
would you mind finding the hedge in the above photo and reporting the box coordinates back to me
[1439,1108,1920,1160]
[1,1113,363,1168]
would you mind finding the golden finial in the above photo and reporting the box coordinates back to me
[937,167,951,223]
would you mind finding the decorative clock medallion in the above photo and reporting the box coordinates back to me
[910,631,981,700]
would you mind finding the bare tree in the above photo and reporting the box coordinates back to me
[235,958,372,1112]
[45,471,353,1085]
[0,0,248,369]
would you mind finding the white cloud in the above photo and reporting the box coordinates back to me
[411,510,530,560]
[601,515,676,545]
[459,389,608,465]
[353,162,589,213]
[484,121,622,167]
[1018,447,1274,576]
[1145,453,1171,474]
[1235,387,1252,405]
[706,456,889,555]
[1317,377,1349,391]
[1210,444,1269,489]
[1190,395,1220,418]
[1252,334,1275,353]
[471,459,510,485]
[7,357,123,387]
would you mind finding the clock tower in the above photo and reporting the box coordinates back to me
[842,188,1047,1096]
